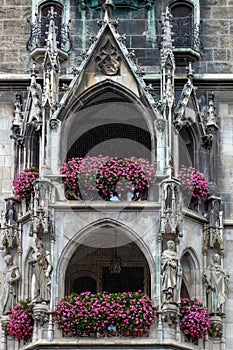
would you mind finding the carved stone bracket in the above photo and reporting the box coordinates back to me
[49,118,59,131]
[32,303,49,342]
[162,303,179,326]
[209,315,223,338]
[155,118,166,133]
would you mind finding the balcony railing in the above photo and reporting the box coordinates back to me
[26,15,72,54]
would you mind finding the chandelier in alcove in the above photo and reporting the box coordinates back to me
[109,228,122,274]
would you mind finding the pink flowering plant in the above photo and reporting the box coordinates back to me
[177,165,209,200]
[180,298,210,340]
[53,291,157,337]
[61,156,156,200]
[61,155,108,199]
[7,299,34,342]
[96,157,156,200]
[12,167,39,201]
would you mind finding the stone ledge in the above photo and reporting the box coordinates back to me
[22,338,198,350]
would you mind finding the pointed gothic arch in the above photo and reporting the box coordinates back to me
[56,219,156,299]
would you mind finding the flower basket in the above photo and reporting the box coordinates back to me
[12,167,39,202]
[7,299,34,343]
[180,298,210,341]
[61,156,156,201]
[53,291,157,338]
[177,165,209,202]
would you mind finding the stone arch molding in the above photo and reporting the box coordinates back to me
[56,218,156,298]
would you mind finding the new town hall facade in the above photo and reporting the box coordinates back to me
[0,0,233,349]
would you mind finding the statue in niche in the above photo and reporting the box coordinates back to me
[96,39,120,76]
[161,240,182,304]
[204,253,229,314]
[29,239,52,303]
[2,254,20,314]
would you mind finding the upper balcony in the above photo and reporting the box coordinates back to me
[26,9,72,63]
[171,15,201,64]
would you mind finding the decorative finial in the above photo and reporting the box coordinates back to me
[206,91,218,129]
[186,62,194,80]
[102,0,115,22]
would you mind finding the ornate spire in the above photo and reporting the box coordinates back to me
[160,7,175,68]
[46,6,58,55]
[102,0,115,22]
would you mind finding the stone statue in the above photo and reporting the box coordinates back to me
[29,239,52,303]
[161,240,182,304]
[2,254,20,314]
[204,253,229,314]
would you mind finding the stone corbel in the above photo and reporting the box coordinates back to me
[209,315,223,338]
[155,118,166,133]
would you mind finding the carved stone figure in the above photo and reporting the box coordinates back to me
[2,254,20,314]
[204,253,229,314]
[161,240,182,304]
[30,239,52,303]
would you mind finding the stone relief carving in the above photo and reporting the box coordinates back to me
[161,240,182,305]
[204,253,229,315]
[1,254,20,315]
[96,39,120,75]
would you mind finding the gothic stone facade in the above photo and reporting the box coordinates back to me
[0,1,233,350]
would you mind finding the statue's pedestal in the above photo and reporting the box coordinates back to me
[209,314,223,338]
[162,303,179,341]
[32,303,49,342]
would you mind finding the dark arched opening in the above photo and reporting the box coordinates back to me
[65,228,151,296]
[67,123,152,160]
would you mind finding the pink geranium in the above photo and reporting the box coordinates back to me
[180,298,210,340]
[177,165,209,200]
[53,291,157,337]
[61,156,156,200]
[7,299,34,342]
[12,167,39,201]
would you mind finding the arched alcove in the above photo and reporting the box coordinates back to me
[60,86,156,163]
[56,220,156,299]
[180,248,200,298]
[65,240,151,296]
[179,125,197,167]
